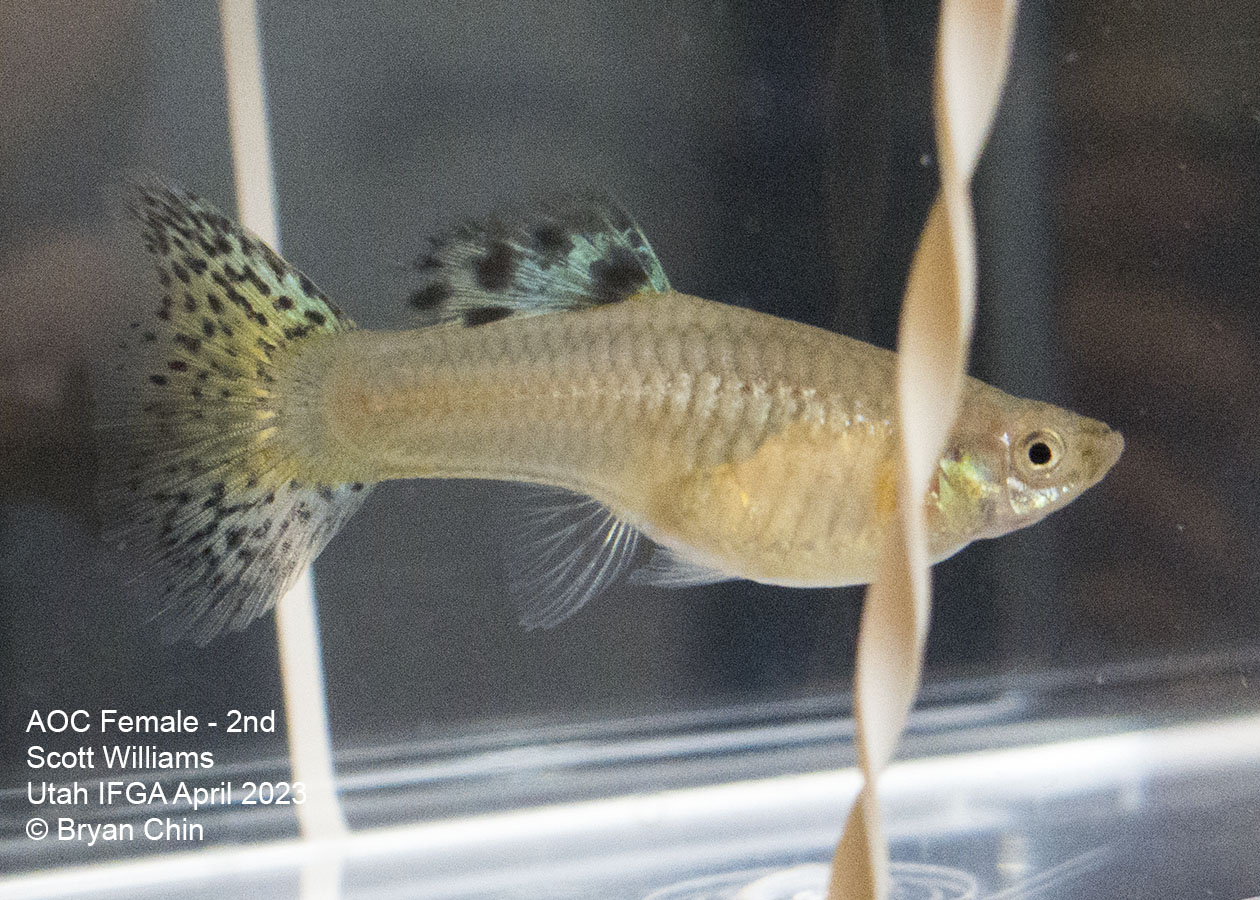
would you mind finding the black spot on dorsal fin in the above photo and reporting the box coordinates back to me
[406,194,671,326]
[463,305,514,327]
[475,240,518,292]
[589,246,652,305]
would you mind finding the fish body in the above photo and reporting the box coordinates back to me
[100,182,1123,642]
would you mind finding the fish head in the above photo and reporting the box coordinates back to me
[943,389,1125,542]
[932,386,1124,552]
[998,399,1124,531]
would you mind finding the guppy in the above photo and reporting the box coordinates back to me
[100,181,1124,644]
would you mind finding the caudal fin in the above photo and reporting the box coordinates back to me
[98,179,371,644]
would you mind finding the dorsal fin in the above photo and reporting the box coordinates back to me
[407,195,671,327]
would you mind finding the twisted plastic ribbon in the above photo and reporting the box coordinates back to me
[826,3,1018,898]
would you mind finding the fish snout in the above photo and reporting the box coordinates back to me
[1081,418,1125,488]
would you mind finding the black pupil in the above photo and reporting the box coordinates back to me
[1028,441,1053,465]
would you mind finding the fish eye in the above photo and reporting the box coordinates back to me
[1017,430,1063,476]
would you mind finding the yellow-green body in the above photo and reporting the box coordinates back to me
[277,290,1118,590]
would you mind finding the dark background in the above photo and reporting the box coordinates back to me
[2,0,1257,853]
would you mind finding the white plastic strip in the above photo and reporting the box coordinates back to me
[218,0,348,849]
[220,0,278,245]
[827,3,1019,899]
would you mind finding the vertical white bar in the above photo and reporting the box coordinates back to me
[219,0,279,251]
[217,0,348,856]
[827,2,1019,898]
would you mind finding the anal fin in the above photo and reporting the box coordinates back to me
[504,487,643,629]
[628,547,737,589]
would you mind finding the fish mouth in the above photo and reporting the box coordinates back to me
[1104,427,1125,470]
[1084,420,1125,488]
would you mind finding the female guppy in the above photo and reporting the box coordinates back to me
[102,182,1123,644]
